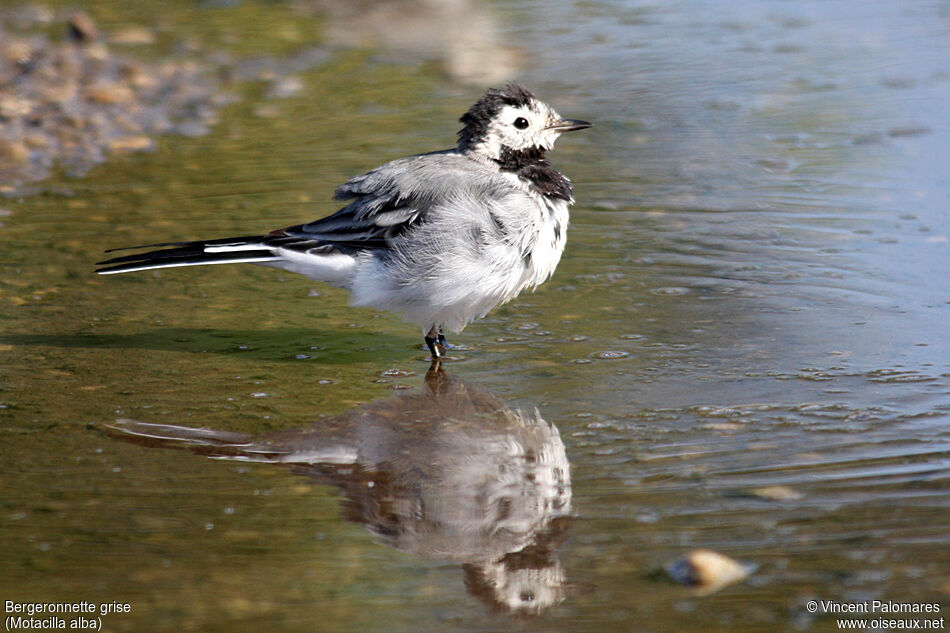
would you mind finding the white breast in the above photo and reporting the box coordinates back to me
[346,184,571,334]
[521,195,570,290]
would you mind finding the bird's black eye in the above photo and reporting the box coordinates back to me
[513,117,529,130]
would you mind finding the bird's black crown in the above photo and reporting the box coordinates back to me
[457,83,537,148]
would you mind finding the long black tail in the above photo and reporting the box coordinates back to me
[96,235,286,274]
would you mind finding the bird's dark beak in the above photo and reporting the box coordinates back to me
[547,118,592,132]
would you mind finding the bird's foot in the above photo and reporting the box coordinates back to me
[424,335,447,360]
[425,326,448,362]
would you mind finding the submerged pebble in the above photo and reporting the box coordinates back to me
[752,485,804,501]
[592,350,630,360]
[67,10,99,42]
[666,549,751,594]
[110,26,157,45]
[650,286,691,296]
[380,368,413,377]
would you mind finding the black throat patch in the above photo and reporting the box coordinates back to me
[496,146,573,202]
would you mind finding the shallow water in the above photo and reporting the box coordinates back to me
[2,0,949,631]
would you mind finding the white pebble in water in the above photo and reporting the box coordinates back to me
[666,549,751,595]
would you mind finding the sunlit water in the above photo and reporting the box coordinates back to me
[2,0,948,631]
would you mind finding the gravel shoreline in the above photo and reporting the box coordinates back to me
[0,6,326,197]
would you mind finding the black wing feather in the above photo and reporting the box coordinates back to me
[276,178,424,248]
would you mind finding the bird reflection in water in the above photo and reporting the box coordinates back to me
[103,369,572,613]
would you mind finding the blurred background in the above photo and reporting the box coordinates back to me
[1,0,948,631]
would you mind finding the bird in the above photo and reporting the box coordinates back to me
[96,83,591,362]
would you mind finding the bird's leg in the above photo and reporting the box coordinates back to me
[427,327,450,372]
[424,324,446,361]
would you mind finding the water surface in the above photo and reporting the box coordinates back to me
[2,0,948,631]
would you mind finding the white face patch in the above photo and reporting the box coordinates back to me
[476,101,564,160]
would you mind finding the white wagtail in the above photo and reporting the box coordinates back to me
[97,84,591,360]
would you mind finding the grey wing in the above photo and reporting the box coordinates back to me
[275,150,470,251]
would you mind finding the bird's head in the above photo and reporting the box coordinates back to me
[457,84,590,162]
